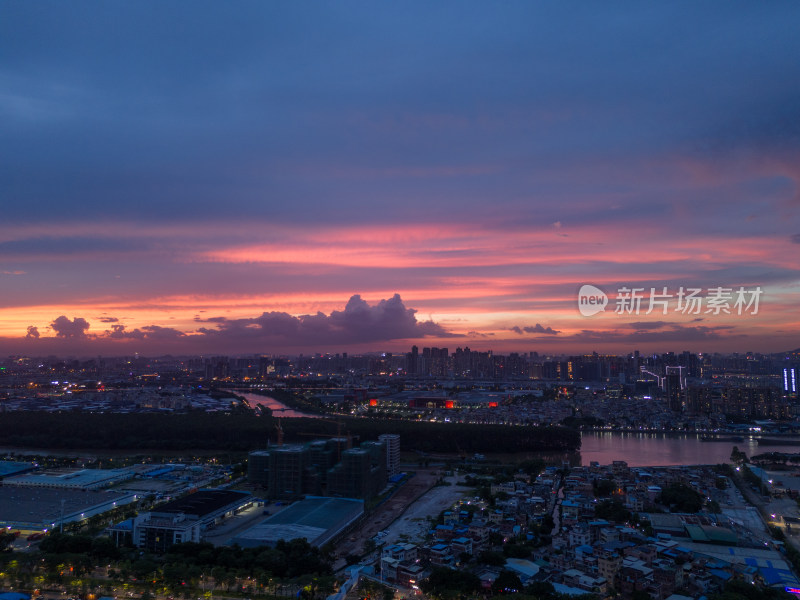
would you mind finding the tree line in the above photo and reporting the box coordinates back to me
[2,534,334,599]
[0,408,580,453]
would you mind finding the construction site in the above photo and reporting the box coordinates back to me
[247,419,401,502]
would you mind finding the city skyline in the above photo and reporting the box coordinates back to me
[2,2,800,357]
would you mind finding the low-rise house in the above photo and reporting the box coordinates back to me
[451,536,473,556]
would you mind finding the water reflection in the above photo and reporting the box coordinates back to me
[578,431,800,466]
[237,391,320,418]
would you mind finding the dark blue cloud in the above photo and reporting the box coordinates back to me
[0,236,147,257]
[3,2,800,226]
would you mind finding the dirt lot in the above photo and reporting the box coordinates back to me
[333,468,457,569]
[380,479,473,546]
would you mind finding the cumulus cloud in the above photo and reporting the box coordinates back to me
[197,294,457,345]
[510,323,560,335]
[107,324,145,340]
[140,325,186,340]
[22,295,453,353]
[107,324,184,340]
[51,315,90,338]
[26,326,39,339]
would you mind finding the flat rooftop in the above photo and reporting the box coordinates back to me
[5,467,134,488]
[0,487,134,529]
[0,461,34,478]
[152,489,251,517]
[232,496,363,548]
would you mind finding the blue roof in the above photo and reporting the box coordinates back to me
[709,569,731,581]
[112,518,134,530]
[0,594,31,600]
[552,583,591,596]
[602,541,634,551]
[144,466,175,477]
[0,461,34,477]
[759,568,799,586]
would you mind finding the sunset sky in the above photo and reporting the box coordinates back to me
[2,2,799,357]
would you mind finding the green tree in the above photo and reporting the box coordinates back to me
[503,543,533,558]
[0,531,15,552]
[593,478,616,497]
[594,499,631,523]
[730,446,748,464]
[478,550,506,566]
[492,570,523,594]
[91,536,121,560]
[524,581,557,600]
[710,579,793,600]
[658,483,703,513]
[421,567,482,600]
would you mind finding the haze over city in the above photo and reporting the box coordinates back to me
[2,2,799,357]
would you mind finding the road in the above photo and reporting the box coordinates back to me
[333,470,470,570]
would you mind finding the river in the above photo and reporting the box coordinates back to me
[235,391,320,418]
[579,431,800,466]
[234,391,797,466]
[4,392,795,466]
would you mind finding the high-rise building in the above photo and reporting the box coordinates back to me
[327,441,386,499]
[784,367,798,398]
[248,438,387,501]
[379,434,401,476]
[406,346,419,375]
[664,366,686,413]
